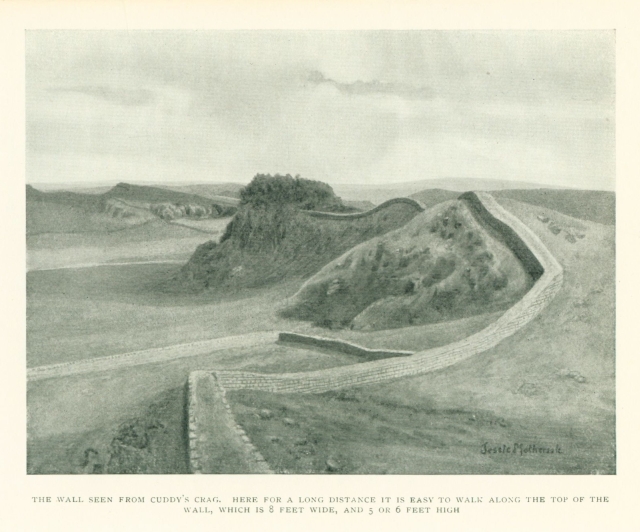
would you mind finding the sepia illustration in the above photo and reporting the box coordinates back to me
[26,31,615,474]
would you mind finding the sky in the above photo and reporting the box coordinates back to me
[26,31,615,190]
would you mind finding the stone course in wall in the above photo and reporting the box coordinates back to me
[188,192,563,472]
[188,370,272,474]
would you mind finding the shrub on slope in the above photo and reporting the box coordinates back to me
[177,175,422,290]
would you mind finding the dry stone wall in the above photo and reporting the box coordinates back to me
[188,370,272,474]
[188,192,564,471]
[207,192,563,394]
[303,197,426,219]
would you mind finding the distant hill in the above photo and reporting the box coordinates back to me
[26,182,238,235]
[409,187,615,226]
[343,200,376,212]
[156,183,243,202]
[104,182,232,209]
[30,181,245,199]
[26,184,153,235]
[26,184,102,208]
[409,188,461,209]
[282,199,531,330]
[333,178,568,205]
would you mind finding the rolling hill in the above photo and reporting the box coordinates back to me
[333,178,570,205]
[227,197,615,474]
[282,199,532,330]
[410,187,615,226]
[26,182,237,236]
[176,176,424,290]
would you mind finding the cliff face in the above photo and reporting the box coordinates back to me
[177,200,423,290]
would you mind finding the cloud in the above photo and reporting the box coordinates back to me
[307,70,435,100]
[48,85,156,106]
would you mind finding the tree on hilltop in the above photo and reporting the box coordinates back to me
[240,173,343,211]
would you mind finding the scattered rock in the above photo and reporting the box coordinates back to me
[548,223,562,235]
[573,298,588,308]
[259,409,273,420]
[283,417,296,427]
[325,459,339,472]
[515,382,544,397]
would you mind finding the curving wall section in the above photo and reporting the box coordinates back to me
[302,197,426,220]
[189,192,564,472]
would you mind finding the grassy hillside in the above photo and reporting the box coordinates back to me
[343,200,376,212]
[282,200,531,330]
[27,182,237,236]
[492,189,614,225]
[178,202,421,291]
[157,183,244,201]
[104,182,226,208]
[176,175,422,290]
[27,218,232,271]
[409,188,461,209]
[228,199,614,474]
[333,178,562,205]
[409,187,615,226]
[26,185,155,235]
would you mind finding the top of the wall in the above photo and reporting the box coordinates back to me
[302,197,426,220]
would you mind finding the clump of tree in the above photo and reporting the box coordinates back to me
[239,173,352,212]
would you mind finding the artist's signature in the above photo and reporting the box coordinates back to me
[481,442,563,456]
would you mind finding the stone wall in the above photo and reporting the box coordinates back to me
[302,197,426,220]
[188,370,272,474]
[207,192,563,395]
[188,192,564,471]
[460,191,545,281]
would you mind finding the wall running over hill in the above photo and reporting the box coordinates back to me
[189,192,563,472]
[302,197,426,219]
[460,191,545,281]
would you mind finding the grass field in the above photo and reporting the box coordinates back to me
[26,218,232,271]
[26,252,490,473]
[227,198,615,474]
[283,200,531,330]
[26,188,615,475]
[26,338,362,474]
